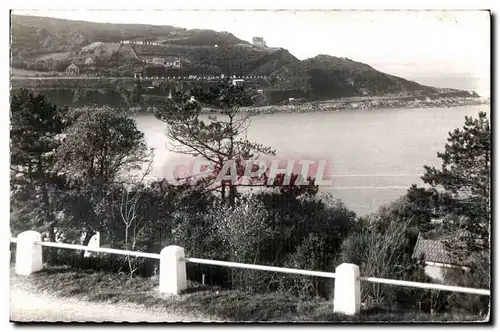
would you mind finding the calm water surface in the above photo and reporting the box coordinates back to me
[133,105,489,216]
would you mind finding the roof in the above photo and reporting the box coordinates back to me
[412,234,454,264]
[66,63,78,69]
[412,233,476,266]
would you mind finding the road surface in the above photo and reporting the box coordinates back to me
[10,286,215,323]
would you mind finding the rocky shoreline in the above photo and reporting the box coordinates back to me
[132,96,489,116]
[238,96,490,115]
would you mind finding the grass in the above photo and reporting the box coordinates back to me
[10,266,486,322]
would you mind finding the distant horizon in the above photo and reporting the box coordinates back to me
[11,10,491,96]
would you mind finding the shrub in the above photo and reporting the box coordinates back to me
[338,218,425,309]
[209,197,275,292]
[278,233,334,298]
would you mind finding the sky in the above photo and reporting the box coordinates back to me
[13,10,491,96]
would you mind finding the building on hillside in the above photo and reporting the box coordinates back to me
[84,57,94,65]
[232,79,245,87]
[164,56,181,68]
[412,233,471,283]
[252,37,267,48]
[152,57,165,65]
[65,63,80,76]
[134,71,143,79]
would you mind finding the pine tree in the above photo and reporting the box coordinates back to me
[10,89,67,257]
[409,111,490,284]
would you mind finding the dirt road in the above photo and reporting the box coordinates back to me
[10,287,215,323]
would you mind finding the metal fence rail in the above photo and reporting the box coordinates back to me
[186,257,337,279]
[359,276,490,296]
[10,237,490,297]
[33,240,161,260]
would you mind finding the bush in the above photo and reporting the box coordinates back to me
[338,217,426,309]
[421,260,490,316]
[209,197,274,292]
[163,191,357,298]
[278,233,334,298]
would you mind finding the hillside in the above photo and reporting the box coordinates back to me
[269,55,440,98]
[11,14,291,77]
[10,14,480,105]
[11,15,248,58]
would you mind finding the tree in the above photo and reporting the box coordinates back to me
[53,106,151,250]
[118,154,155,278]
[10,89,66,183]
[56,106,149,185]
[408,112,490,284]
[10,89,67,252]
[154,80,275,204]
[128,81,143,105]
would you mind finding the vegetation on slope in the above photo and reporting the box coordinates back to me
[269,54,438,98]
[11,14,247,58]
[10,86,491,321]
[11,14,480,102]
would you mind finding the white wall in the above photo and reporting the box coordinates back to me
[423,261,469,283]
[424,265,446,282]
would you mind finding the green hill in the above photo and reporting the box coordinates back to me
[269,55,438,98]
[11,14,479,103]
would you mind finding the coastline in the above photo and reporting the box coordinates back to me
[221,96,490,115]
[73,96,491,116]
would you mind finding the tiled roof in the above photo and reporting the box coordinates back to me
[413,230,488,268]
[412,233,459,265]
[412,233,474,266]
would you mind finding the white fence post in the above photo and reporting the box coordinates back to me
[159,245,187,295]
[84,232,100,258]
[333,263,361,315]
[15,231,43,276]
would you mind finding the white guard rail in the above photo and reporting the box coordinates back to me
[9,231,490,316]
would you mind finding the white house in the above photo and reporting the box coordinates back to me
[65,63,80,76]
[152,57,165,65]
[84,57,94,65]
[164,56,181,68]
[232,79,244,87]
[252,36,267,48]
[412,233,470,282]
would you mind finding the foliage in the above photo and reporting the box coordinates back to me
[210,197,274,291]
[11,88,490,321]
[269,54,436,98]
[155,80,275,204]
[278,233,332,297]
[407,112,491,284]
[339,217,425,308]
[10,89,66,182]
[56,107,148,184]
[10,89,69,258]
[252,192,356,297]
